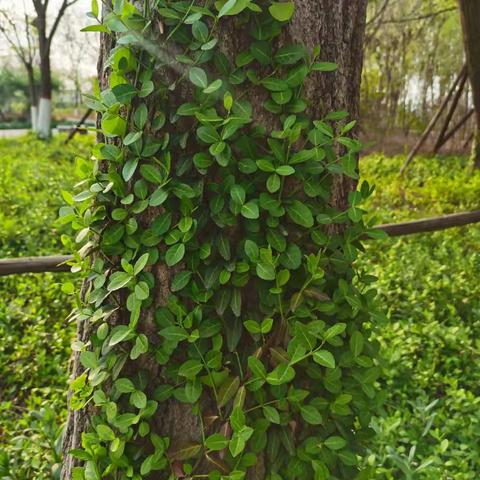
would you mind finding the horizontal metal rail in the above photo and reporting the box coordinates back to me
[0,210,479,275]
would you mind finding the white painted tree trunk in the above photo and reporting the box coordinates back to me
[30,106,38,132]
[37,97,52,138]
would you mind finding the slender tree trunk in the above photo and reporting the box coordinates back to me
[458,0,480,167]
[62,1,368,478]
[25,62,38,131]
[35,8,52,138]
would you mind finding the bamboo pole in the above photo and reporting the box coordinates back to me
[433,68,468,153]
[400,67,467,175]
[435,109,474,150]
[373,209,480,237]
[0,255,72,276]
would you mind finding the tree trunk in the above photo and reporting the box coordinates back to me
[62,1,368,479]
[25,62,38,131]
[458,0,480,167]
[35,7,52,138]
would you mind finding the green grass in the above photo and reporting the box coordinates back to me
[0,134,92,479]
[360,154,480,479]
[0,139,479,479]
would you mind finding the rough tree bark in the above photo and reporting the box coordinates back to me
[458,0,480,167]
[61,1,368,478]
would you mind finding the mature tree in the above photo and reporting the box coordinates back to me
[31,0,79,137]
[62,1,380,480]
[458,0,480,166]
[0,10,38,129]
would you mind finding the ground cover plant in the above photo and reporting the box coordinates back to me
[360,154,480,479]
[0,134,92,480]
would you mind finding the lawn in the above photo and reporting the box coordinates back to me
[0,136,479,479]
[0,134,92,479]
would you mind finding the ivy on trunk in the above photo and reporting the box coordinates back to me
[61,1,382,479]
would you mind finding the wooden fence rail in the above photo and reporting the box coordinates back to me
[1,210,479,276]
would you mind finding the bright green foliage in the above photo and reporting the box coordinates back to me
[0,135,91,479]
[360,154,480,479]
[64,1,383,479]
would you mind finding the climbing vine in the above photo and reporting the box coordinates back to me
[62,0,383,478]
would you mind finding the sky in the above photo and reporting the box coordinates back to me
[0,0,98,88]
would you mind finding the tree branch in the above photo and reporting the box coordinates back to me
[379,6,457,25]
[47,0,80,45]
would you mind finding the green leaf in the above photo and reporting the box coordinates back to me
[324,323,346,340]
[256,159,276,172]
[349,331,364,357]
[134,281,149,300]
[300,405,323,425]
[230,184,246,205]
[313,350,335,369]
[134,103,148,129]
[138,80,154,97]
[268,1,294,21]
[218,0,237,17]
[131,390,147,409]
[274,44,306,65]
[272,89,293,105]
[131,334,149,360]
[204,79,223,94]
[192,20,209,43]
[169,443,202,461]
[189,67,208,88]
[171,271,192,292]
[165,243,185,266]
[80,351,97,369]
[266,173,280,193]
[81,24,109,33]
[312,62,337,72]
[218,376,240,407]
[276,165,295,176]
[205,433,229,451]
[229,434,246,458]
[197,125,221,144]
[84,461,101,480]
[266,364,295,385]
[134,253,149,275]
[159,326,188,342]
[101,113,126,138]
[263,406,280,424]
[122,158,138,181]
[108,271,132,291]
[261,78,289,91]
[241,201,259,219]
[324,436,347,450]
[256,262,275,281]
[115,377,136,393]
[244,239,259,261]
[112,84,137,104]
[149,187,169,207]
[286,200,314,228]
[178,359,203,379]
[140,164,163,184]
[109,326,133,347]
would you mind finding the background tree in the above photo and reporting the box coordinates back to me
[62,1,379,479]
[0,10,38,130]
[457,0,480,167]
[362,0,470,153]
[31,0,79,138]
